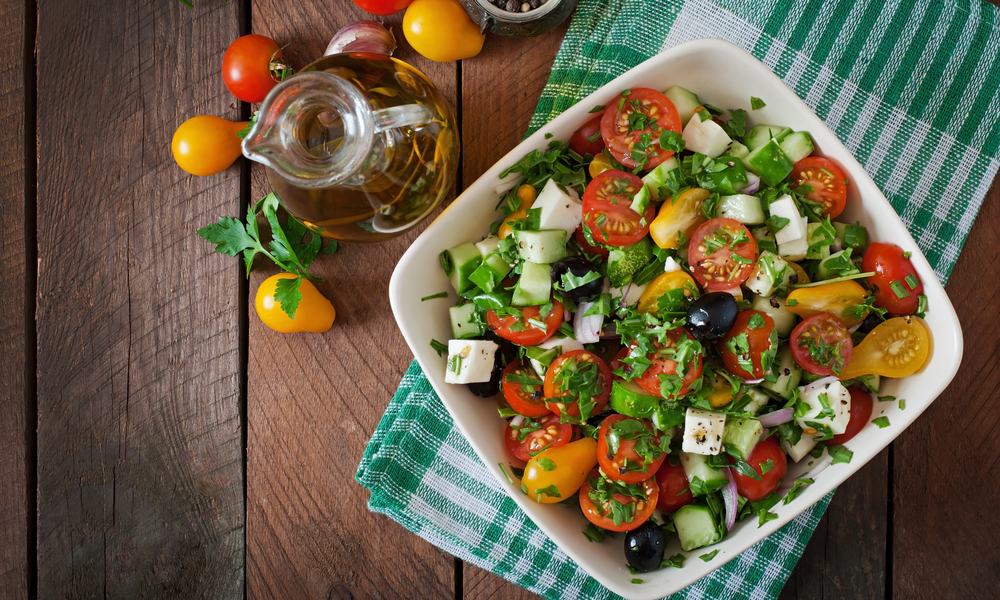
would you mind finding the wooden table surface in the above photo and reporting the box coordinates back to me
[2,1,998,598]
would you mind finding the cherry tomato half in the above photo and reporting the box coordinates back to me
[597,415,666,484]
[504,413,573,462]
[574,224,611,259]
[570,114,607,158]
[862,242,924,315]
[222,34,283,103]
[579,469,659,532]
[486,299,564,346]
[582,170,655,246]
[351,0,414,15]
[839,316,930,379]
[790,313,854,376]
[544,350,612,421]
[829,387,874,445]
[600,88,682,170]
[731,436,787,501]
[654,460,694,513]
[502,360,549,417]
[688,218,757,291]
[718,310,776,380]
[630,328,704,400]
[790,157,848,219]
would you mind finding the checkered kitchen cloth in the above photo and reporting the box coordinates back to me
[357,1,1000,598]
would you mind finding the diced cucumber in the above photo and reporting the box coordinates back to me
[642,157,679,201]
[442,243,483,294]
[696,155,749,195]
[751,226,777,255]
[752,293,796,337]
[469,251,513,292]
[779,131,815,163]
[716,194,765,225]
[745,139,795,187]
[722,418,763,461]
[511,261,552,306]
[515,229,567,264]
[744,124,792,151]
[834,221,868,251]
[526,335,585,377]
[762,345,802,399]
[745,251,790,298]
[606,237,655,288]
[673,502,724,551]
[610,379,658,418]
[449,303,484,339]
[742,387,771,416]
[630,184,652,220]
[855,373,880,393]
[729,141,750,160]
[816,248,859,280]
[680,451,730,496]
[664,85,702,127]
[806,221,835,261]
[475,236,500,258]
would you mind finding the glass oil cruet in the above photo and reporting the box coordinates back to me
[241,53,458,243]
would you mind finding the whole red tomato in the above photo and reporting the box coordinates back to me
[222,34,283,103]
[352,0,414,15]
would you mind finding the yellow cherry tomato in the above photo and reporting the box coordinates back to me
[255,274,336,333]
[589,151,614,178]
[636,270,699,315]
[171,115,247,176]
[839,316,930,379]
[787,261,810,285]
[521,438,598,504]
[402,0,485,62]
[707,372,736,408]
[786,280,869,327]
[649,188,710,249]
[498,184,536,239]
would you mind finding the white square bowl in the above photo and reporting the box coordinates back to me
[389,38,963,600]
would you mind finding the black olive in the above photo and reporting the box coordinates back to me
[624,521,666,573]
[587,410,614,430]
[467,338,514,398]
[857,310,885,334]
[551,256,603,302]
[685,292,739,340]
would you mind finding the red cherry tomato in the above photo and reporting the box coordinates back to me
[789,313,854,376]
[486,299,564,346]
[504,413,573,462]
[596,415,666,484]
[574,225,610,258]
[830,387,874,445]
[351,0,414,14]
[654,460,694,513]
[862,242,924,315]
[731,436,787,501]
[502,360,549,417]
[688,218,757,291]
[790,157,848,219]
[718,310,777,380]
[630,328,704,400]
[222,34,283,103]
[543,350,612,421]
[582,170,655,247]
[579,468,659,532]
[600,88,682,170]
[570,114,607,158]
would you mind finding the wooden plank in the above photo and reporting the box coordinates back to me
[245,6,456,598]
[891,178,1000,598]
[460,23,568,600]
[0,0,27,596]
[34,1,244,597]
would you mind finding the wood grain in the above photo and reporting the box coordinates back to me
[245,5,457,599]
[0,0,26,597]
[34,1,244,597]
[891,179,1000,599]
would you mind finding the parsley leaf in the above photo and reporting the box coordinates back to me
[661,553,685,568]
[750,97,766,110]
[699,550,719,562]
[783,478,814,505]
[827,444,854,464]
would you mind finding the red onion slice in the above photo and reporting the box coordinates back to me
[743,377,765,384]
[574,302,604,343]
[758,407,795,428]
[740,172,761,195]
[721,467,739,531]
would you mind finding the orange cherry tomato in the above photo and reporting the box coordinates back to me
[255,274,336,333]
[785,280,869,327]
[171,116,247,176]
[579,468,659,532]
[402,0,485,62]
[790,156,848,219]
[636,270,699,315]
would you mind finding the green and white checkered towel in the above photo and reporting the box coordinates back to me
[357,0,1000,598]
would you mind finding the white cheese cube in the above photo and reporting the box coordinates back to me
[534,179,583,234]
[663,256,682,273]
[743,387,770,416]
[528,335,585,378]
[682,407,727,455]
[611,282,646,308]
[778,230,809,262]
[475,235,500,258]
[444,339,498,384]
[781,430,819,463]
[681,113,732,158]
[795,377,852,436]
[768,195,807,244]
[745,251,791,297]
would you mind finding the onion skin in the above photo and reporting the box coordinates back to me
[325,21,397,57]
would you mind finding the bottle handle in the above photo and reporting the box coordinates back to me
[371,104,434,133]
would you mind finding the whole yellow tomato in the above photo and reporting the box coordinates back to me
[172,115,247,176]
[402,0,485,62]
[255,274,336,333]
[521,438,598,504]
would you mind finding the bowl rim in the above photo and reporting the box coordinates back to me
[389,37,964,599]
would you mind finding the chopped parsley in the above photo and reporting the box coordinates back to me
[872,416,891,428]
[421,291,448,301]
[783,478,814,505]
[430,339,449,356]
[750,96,766,110]
[699,550,720,562]
[827,444,854,465]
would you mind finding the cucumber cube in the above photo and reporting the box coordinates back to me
[717,194,765,225]
[511,261,553,307]
[762,345,802,399]
[745,139,795,187]
[449,303,484,339]
[779,131,815,163]
[722,417,763,461]
[673,503,724,551]
[441,243,483,294]
[515,229,567,264]
[744,124,792,151]
[663,85,702,127]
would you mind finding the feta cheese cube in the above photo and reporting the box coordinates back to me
[534,179,583,234]
[682,407,727,455]
[778,229,809,262]
[795,377,852,436]
[663,256,682,273]
[681,113,732,158]
[743,387,770,416]
[781,428,819,462]
[768,195,807,244]
[444,339,499,384]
